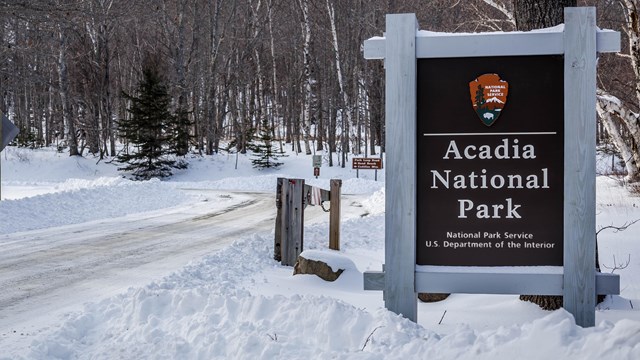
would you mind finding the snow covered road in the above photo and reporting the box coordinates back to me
[0,189,329,340]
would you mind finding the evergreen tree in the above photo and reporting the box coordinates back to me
[169,105,192,169]
[250,119,286,169]
[169,105,191,157]
[117,63,177,180]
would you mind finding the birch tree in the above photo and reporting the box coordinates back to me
[596,92,640,179]
[596,0,640,183]
[480,0,640,182]
[266,0,283,153]
[57,23,79,156]
[297,0,313,155]
[83,0,125,157]
[325,0,352,167]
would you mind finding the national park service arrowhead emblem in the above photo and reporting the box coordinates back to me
[469,73,509,127]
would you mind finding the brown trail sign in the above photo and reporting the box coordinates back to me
[353,157,383,181]
[352,158,383,170]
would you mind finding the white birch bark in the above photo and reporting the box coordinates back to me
[622,0,640,105]
[251,0,264,132]
[57,25,79,156]
[297,0,312,155]
[267,0,283,151]
[326,0,352,164]
[482,0,516,27]
[597,93,640,182]
[175,0,189,156]
[595,0,640,182]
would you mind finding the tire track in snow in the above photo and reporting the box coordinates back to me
[0,191,292,335]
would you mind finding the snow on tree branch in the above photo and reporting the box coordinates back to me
[596,90,640,182]
[482,0,515,27]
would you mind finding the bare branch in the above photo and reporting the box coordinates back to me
[361,326,383,351]
[438,310,447,325]
[602,254,631,273]
[596,218,640,236]
[616,53,633,60]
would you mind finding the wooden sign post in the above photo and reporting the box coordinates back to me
[329,179,342,250]
[280,178,305,266]
[363,8,620,327]
[274,178,342,262]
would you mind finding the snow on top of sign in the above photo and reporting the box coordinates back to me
[415,25,615,38]
[597,91,622,106]
[416,25,564,37]
[417,265,564,274]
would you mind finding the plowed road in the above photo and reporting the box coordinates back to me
[0,190,352,337]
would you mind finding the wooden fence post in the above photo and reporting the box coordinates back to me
[274,178,284,261]
[329,179,341,250]
[281,178,305,266]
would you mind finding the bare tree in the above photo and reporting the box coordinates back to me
[596,0,640,183]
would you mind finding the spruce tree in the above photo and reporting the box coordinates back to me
[170,108,193,156]
[169,105,192,169]
[250,119,285,169]
[117,63,176,180]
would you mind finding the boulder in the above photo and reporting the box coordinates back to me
[293,253,346,282]
[418,293,450,303]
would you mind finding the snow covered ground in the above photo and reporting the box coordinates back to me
[0,146,639,359]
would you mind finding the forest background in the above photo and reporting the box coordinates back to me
[1,0,639,181]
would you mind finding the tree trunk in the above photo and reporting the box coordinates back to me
[104,23,116,158]
[58,26,79,157]
[266,0,283,153]
[175,0,190,156]
[326,0,353,162]
[514,0,575,31]
[597,94,640,182]
[328,98,337,167]
[514,0,598,311]
[298,0,313,155]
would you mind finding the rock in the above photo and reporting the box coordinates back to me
[418,293,450,302]
[293,254,344,282]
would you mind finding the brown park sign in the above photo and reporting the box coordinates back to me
[362,10,620,327]
[353,157,383,170]
[416,56,564,266]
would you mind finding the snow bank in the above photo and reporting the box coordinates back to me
[360,188,385,216]
[22,228,640,360]
[1,147,118,182]
[26,289,640,360]
[171,175,382,195]
[0,178,190,235]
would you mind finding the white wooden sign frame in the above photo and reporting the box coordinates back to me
[363,8,620,327]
